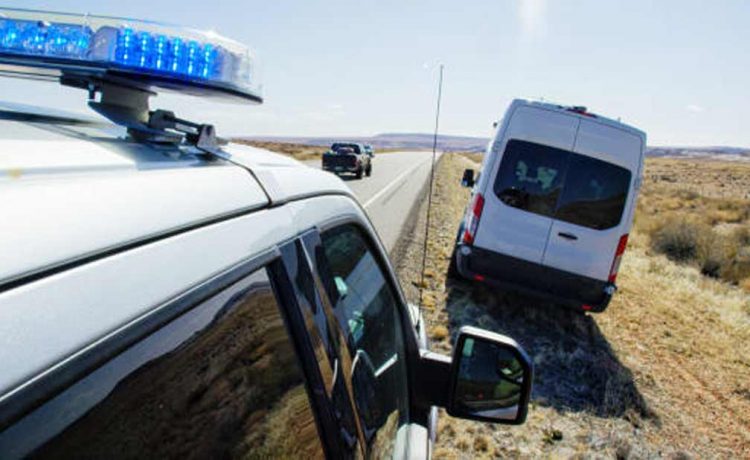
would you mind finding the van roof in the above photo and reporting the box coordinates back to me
[511,99,646,140]
[0,107,353,288]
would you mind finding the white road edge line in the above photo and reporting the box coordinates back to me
[363,156,432,209]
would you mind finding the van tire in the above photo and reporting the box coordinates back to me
[365,164,372,177]
[356,167,363,179]
[447,247,461,281]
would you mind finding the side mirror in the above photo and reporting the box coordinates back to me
[447,326,532,424]
[461,168,475,188]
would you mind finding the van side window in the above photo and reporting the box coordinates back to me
[1,268,325,460]
[555,154,631,230]
[320,224,409,457]
[493,139,568,217]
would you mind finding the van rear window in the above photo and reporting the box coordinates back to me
[493,139,631,230]
[493,140,567,218]
[555,154,631,230]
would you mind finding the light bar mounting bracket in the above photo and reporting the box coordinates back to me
[82,80,225,155]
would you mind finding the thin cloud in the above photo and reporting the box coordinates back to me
[686,104,705,113]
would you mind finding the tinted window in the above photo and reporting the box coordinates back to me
[1,269,324,460]
[493,139,632,230]
[320,224,409,457]
[278,238,362,457]
[555,154,631,230]
[332,143,361,154]
[493,139,568,217]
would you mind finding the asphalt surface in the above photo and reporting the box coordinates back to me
[305,151,437,252]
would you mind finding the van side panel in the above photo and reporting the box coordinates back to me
[542,120,644,281]
[474,106,579,264]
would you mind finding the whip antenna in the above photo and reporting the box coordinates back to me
[418,64,444,323]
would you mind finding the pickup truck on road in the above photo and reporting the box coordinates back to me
[322,142,372,179]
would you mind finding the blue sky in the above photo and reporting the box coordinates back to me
[3,0,749,146]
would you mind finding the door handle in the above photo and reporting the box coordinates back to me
[558,232,578,241]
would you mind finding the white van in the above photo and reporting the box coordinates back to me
[452,99,646,312]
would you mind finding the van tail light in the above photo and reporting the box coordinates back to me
[462,193,485,245]
[608,234,629,283]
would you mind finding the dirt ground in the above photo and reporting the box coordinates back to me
[393,154,750,459]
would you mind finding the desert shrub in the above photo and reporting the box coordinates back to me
[650,217,709,262]
[721,245,750,285]
[697,232,732,278]
[741,278,750,294]
[650,218,750,284]
[732,225,750,246]
[712,226,750,283]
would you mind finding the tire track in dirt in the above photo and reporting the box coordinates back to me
[659,355,750,454]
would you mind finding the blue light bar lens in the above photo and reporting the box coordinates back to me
[110,28,221,80]
[0,18,92,59]
[0,10,258,100]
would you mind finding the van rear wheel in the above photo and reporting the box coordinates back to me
[355,167,363,179]
[447,247,461,280]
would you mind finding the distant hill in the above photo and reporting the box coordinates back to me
[234,133,491,152]
[234,133,750,160]
[646,146,750,161]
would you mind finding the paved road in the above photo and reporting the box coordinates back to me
[305,151,437,252]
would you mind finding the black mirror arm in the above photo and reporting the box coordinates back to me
[411,349,452,410]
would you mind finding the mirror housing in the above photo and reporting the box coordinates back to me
[461,168,475,188]
[412,326,533,425]
[447,326,532,424]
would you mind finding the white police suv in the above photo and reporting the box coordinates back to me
[0,8,532,459]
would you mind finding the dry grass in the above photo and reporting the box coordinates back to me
[645,157,750,200]
[396,155,750,458]
[637,158,750,289]
[455,152,484,164]
[231,140,327,161]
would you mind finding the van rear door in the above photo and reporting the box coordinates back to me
[474,106,578,264]
[542,119,643,281]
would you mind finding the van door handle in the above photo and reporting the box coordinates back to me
[558,232,578,241]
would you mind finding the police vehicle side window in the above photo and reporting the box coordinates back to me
[277,237,363,457]
[494,139,568,217]
[554,154,632,230]
[319,224,410,457]
[1,268,325,460]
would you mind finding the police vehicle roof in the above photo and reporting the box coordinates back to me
[0,7,359,400]
[0,106,353,290]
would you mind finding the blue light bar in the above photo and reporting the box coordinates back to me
[0,8,260,102]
